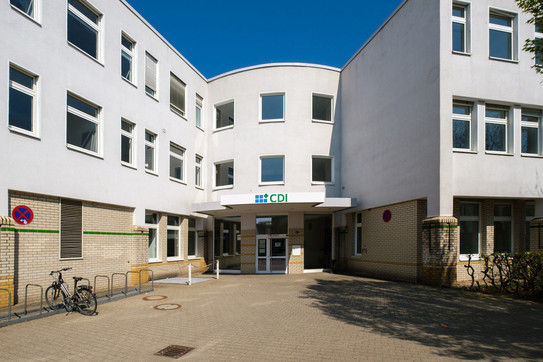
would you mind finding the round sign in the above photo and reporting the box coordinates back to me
[12,205,34,225]
[383,210,392,223]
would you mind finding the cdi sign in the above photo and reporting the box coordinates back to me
[254,193,289,204]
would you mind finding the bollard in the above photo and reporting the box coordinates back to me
[188,264,192,286]
[216,260,219,279]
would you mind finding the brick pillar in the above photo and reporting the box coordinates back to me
[421,216,458,286]
[0,216,15,307]
[288,228,304,274]
[529,218,543,252]
[130,225,149,285]
[240,229,256,273]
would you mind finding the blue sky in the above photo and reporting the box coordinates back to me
[125,0,404,79]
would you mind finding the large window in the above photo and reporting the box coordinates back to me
[145,130,156,172]
[312,156,333,183]
[167,216,181,259]
[312,94,333,122]
[169,143,185,182]
[170,73,186,117]
[354,213,362,256]
[120,119,135,166]
[459,203,480,258]
[66,93,100,154]
[145,211,158,261]
[215,160,234,188]
[11,0,37,20]
[260,156,284,184]
[195,155,203,188]
[494,204,513,253]
[261,93,285,122]
[145,52,158,98]
[215,100,234,129]
[452,3,469,53]
[9,65,37,135]
[485,105,509,152]
[121,33,135,83]
[196,94,203,129]
[489,10,516,60]
[67,0,101,60]
[188,218,197,258]
[453,102,472,150]
[521,109,541,155]
[60,199,82,259]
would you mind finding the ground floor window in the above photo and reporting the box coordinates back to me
[167,216,181,259]
[526,202,535,251]
[188,218,197,257]
[494,204,513,253]
[354,213,362,256]
[146,211,158,261]
[214,217,240,270]
[459,203,480,258]
[60,199,82,259]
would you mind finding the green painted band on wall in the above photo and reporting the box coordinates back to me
[0,228,59,233]
[84,231,149,236]
[422,224,458,230]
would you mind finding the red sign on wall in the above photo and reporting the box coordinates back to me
[383,209,392,223]
[12,205,34,225]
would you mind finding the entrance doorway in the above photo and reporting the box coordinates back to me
[256,236,288,273]
[304,214,332,270]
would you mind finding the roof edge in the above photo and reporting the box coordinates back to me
[208,63,341,82]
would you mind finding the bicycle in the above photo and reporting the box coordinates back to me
[45,267,97,316]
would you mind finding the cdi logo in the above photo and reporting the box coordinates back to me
[255,193,288,204]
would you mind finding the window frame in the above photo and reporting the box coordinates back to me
[259,155,285,185]
[311,156,334,185]
[66,92,101,157]
[145,211,159,262]
[166,215,182,260]
[144,130,157,174]
[312,93,334,123]
[169,142,186,183]
[354,213,362,256]
[452,2,470,54]
[188,218,198,258]
[8,64,39,138]
[459,202,481,261]
[67,0,102,61]
[485,104,510,154]
[145,52,158,99]
[521,109,541,156]
[488,9,517,61]
[120,118,136,168]
[170,72,186,118]
[260,92,285,123]
[452,101,473,151]
[120,32,136,84]
[196,94,203,130]
[214,160,234,189]
[10,0,39,22]
[494,203,514,254]
[195,155,203,189]
[214,99,235,131]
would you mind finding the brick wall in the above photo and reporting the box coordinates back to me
[288,228,304,274]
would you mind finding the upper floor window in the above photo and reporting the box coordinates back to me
[196,94,203,129]
[195,155,203,188]
[452,102,473,150]
[215,100,234,130]
[169,143,185,182]
[145,130,157,172]
[66,93,100,154]
[312,156,333,184]
[9,65,38,136]
[485,105,509,153]
[11,0,37,20]
[170,73,186,117]
[452,3,469,53]
[215,160,234,188]
[260,156,285,184]
[261,93,285,122]
[121,33,135,83]
[67,0,101,60]
[521,109,541,155]
[121,119,135,166]
[489,10,516,60]
[145,52,158,98]
[312,94,333,123]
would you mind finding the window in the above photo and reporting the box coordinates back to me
[66,93,100,154]
[169,143,185,182]
[215,100,234,129]
[67,0,101,60]
[121,33,135,83]
[452,3,469,53]
[195,155,203,188]
[145,52,158,98]
[485,105,509,152]
[354,213,362,256]
[453,102,473,150]
[196,94,203,129]
[261,93,284,122]
[521,109,541,155]
[312,156,333,183]
[215,160,234,188]
[9,65,37,135]
[11,0,37,20]
[145,131,156,172]
[60,199,82,259]
[312,94,333,122]
[459,203,480,258]
[526,202,535,251]
[536,21,542,65]
[260,156,284,184]
[145,211,158,261]
[167,216,181,259]
[188,218,197,257]
[170,73,186,117]
[489,10,516,60]
[494,204,513,253]
[121,119,134,166]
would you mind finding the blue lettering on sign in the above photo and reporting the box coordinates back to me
[255,194,268,203]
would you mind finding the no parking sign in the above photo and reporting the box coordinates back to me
[12,205,34,225]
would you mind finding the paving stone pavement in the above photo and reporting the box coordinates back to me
[0,273,542,361]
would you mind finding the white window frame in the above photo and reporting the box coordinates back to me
[311,155,334,185]
[494,203,514,253]
[10,0,39,22]
[188,218,198,258]
[166,215,182,261]
[260,92,285,123]
[195,155,203,189]
[196,94,203,130]
[214,99,235,131]
[8,64,39,138]
[144,130,157,174]
[459,202,481,261]
[354,213,362,256]
[312,93,334,123]
[66,92,101,156]
[146,211,159,263]
[145,52,158,99]
[120,118,135,168]
[170,72,186,117]
[521,109,541,156]
[452,2,470,54]
[169,142,186,183]
[485,104,510,154]
[259,155,285,185]
[452,101,473,151]
[121,32,136,84]
[214,160,234,190]
[488,9,517,61]
[67,0,102,61]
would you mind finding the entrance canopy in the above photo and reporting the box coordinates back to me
[192,192,355,217]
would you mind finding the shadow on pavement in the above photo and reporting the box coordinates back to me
[302,277,543,360]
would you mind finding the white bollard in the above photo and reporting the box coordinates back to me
[188,264,192,286]
[216,260,219,279]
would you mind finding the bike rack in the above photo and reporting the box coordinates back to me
[140,269,154,293]
[80,278,91,288]
[94,275,110,300]
[111,272,126,297]
[0,288,12,322]
[23,284,44,316]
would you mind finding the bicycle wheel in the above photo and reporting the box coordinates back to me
[75,288,97,316]
[45,285,63,310]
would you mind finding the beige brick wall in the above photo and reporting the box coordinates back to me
[0,217,15,306]
[288,228,304,274]
[240,229,256,274]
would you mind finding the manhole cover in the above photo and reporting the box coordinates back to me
[155,345,194,359]
[143,295,167,301]
[154,303,182,310]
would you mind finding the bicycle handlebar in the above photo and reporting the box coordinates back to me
[49,267,72,275]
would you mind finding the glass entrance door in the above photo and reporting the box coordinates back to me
[256,236,287,273]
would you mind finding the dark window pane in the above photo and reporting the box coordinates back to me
[216,102,234,128]
[67,112,97,151]
[452,6,464,18]
[11,0,34,16]
[453,105,470,115]
[121,51,132,81]
[485,123,506,151]
[453,22,465,52]
[121,36,133,50]
[489,30,512,59]
[67,95,98,117]
[121,135,131,163]
[522,127,538,154]
[262,94,284,120]
[188,230,196,255]
[490,14,511,27]
[68,11,98,58]
[312,158,332,182]
[494,220,512,253]
[356,226,362,254]
[460,220,479,254]
[216,162,234,186]
[9,87,33,131]
[68,0,98,23]
[312,95,332,121]
[10,68,33,88]
[453,119,470,149]
[261,157,284,182]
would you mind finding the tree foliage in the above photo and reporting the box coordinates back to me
[516,0,543,74]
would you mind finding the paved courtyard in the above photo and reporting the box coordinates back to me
[0,273,542,361]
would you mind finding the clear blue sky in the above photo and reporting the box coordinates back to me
[125,0,404,79]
